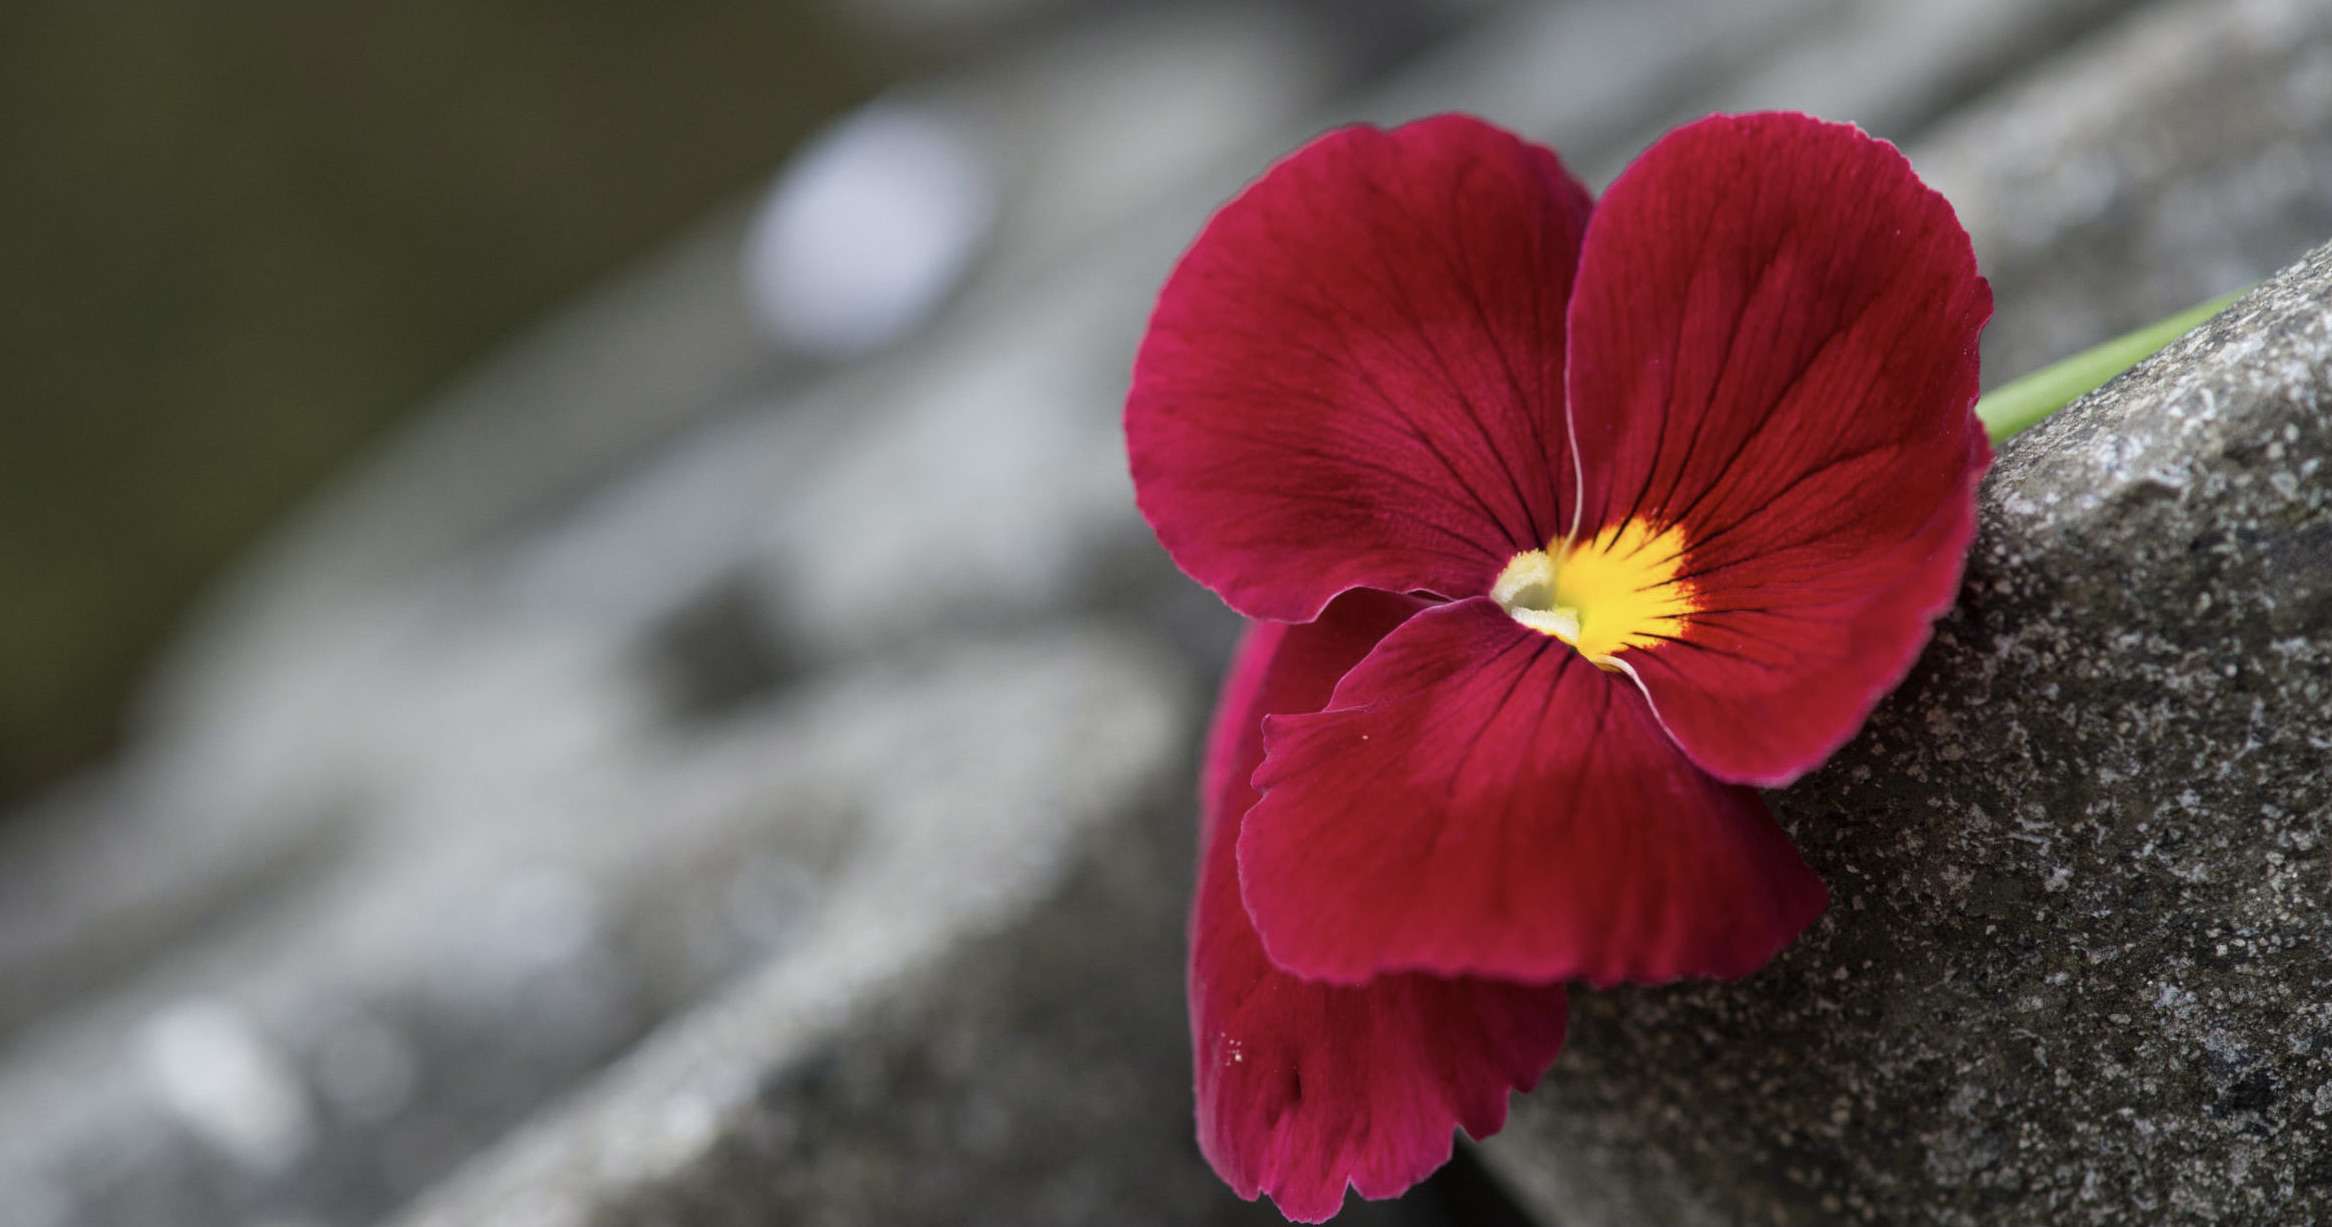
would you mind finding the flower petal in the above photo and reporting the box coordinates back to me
[1194,592,1567,1222]
[1242,598,1826,985]
[1128,115,1594,622]
[1564,111,1992,786]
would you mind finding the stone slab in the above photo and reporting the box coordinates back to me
[0,631,1190,1227]
[1913,0,2332,384]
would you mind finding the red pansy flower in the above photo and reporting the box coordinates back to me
[1129,112,1989,1220]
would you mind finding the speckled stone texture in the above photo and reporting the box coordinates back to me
[1480,245,2332,1224]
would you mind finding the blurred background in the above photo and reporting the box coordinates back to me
[2,0,2327,1224]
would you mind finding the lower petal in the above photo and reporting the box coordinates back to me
[1194,593,1567,1222]
[1242,598,1826,986]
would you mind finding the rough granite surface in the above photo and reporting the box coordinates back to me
[1481,245,2332,1225]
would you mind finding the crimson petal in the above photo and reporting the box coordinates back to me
[1242,598,1825,985]
[1564,112,1992,786]
[1193,591,1567,1222]
[1128,115,1593,622]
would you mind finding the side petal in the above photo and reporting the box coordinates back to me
[1564,111,1992,785]
[1194,592,1567,1223]
[1241,598,1826,986]
[1129,115,1593,622]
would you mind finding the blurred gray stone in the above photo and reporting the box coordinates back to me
[138,0,1347,770]
[1607,0,2138,162]
[0,10,1357,1225]
[0,0,1348,1104]
[383,672,1304,1227]
[0,195,773,1041]
[1482,244,2332,1225]
[1354,0,1836,152]
[1354,0,2143,181]
[1914,0,2332,382]
[0,632,1190,1227]
[0,754,343,1040]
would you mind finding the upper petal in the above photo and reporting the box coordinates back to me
[1241,598,1826,986]
[1563,112,1992,785]
[1128,115,1594,622]
[1193,592,1567,1222]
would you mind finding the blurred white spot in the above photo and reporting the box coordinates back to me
[139,998,314,1173]
[647,1095,721,1170]
[743,98,996,356]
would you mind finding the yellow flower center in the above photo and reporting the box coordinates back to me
[1489,520,1699,669]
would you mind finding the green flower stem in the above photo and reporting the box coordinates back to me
[1974,290,2245,443]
